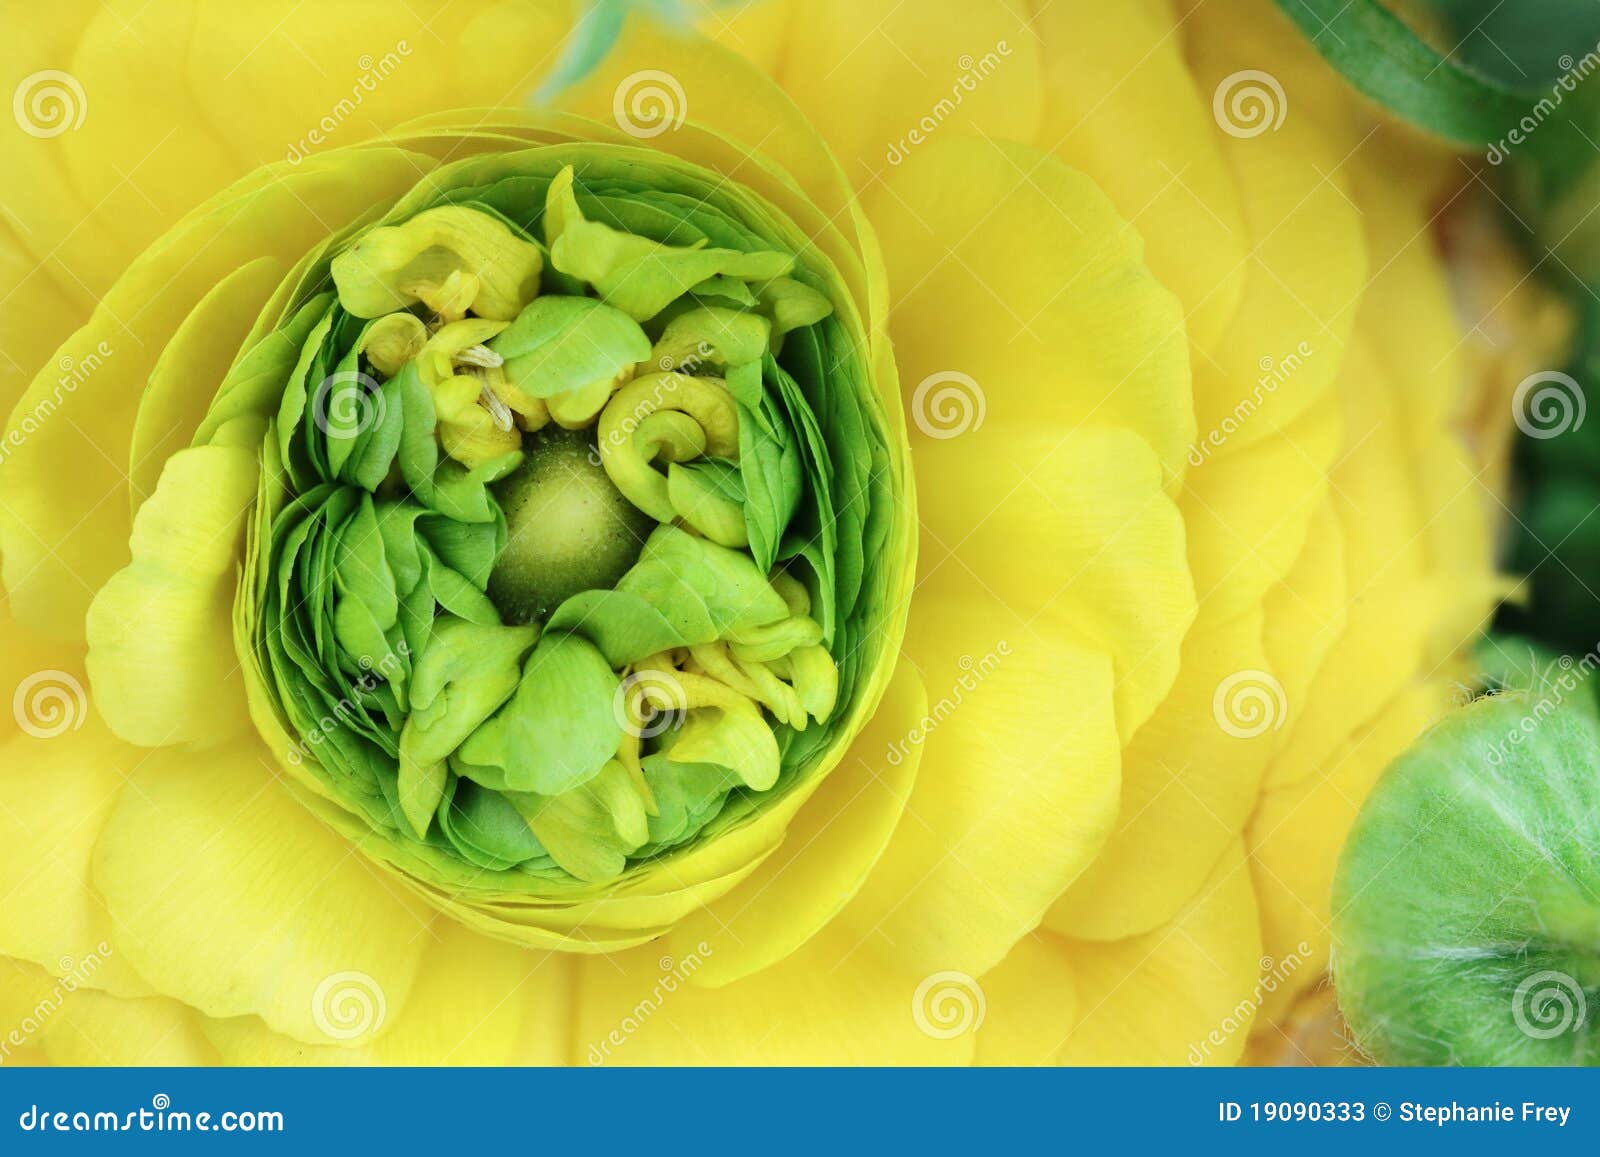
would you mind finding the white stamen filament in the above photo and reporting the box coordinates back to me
[480,383,515,432]
[456,344,505,369]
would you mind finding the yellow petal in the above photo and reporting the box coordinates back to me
[0,216,90,416]
[0,146,431,640]
[1182,390,1343,621]
[665,659,924,986]
[1261,498,1348,714]
[573,928,973,1065]
[1181,1,1367,451]
[0,603,83,744]
[85,441,258,748]
[833,582,1121,979]
[128,256,283,507]
[972,933,1079,1066]
[201,922,576,1065]
[691,0,794,74]
[1035,0,1247,357]
[0,720,152,997]
[0,953,213,1066]
[1047,609,1271,940]
[91,739,432,1045]
[916,424,1194,742]
[1247,683,1451,1023]
[776,0,1041,183]
[866,134,1196,486]
[1057,841,1262,1065]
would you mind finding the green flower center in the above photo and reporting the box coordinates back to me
[246,156,901,899]
[488,427,653,626]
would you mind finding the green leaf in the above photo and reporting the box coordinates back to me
[1272,0,1537,145]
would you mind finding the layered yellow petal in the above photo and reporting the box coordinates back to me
[664,661,924,987]
[0,954,215,1066]
[972,932,1079,1066]
[573,928,973,1065]
[0,146,430,640]
[0,721,152,997]
[865,134,1196,486]
[1058,841,1262,1065]
[1048,609,1270,940]
[91,740,432,1045]
[85,440,258,748]
[1247,683,1453,1023]
[916,424,1195,742]
[832,583,1121,980]
[775,0,1041,184]
[202,923,574,1065]
[1034,0,1247,358]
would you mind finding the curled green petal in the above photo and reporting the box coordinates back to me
[545,166,794,321]
[331,204,543,321]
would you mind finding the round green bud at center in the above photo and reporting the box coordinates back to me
[488,426,655,625]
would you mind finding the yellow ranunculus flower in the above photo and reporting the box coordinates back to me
[0,0,1558,1065]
